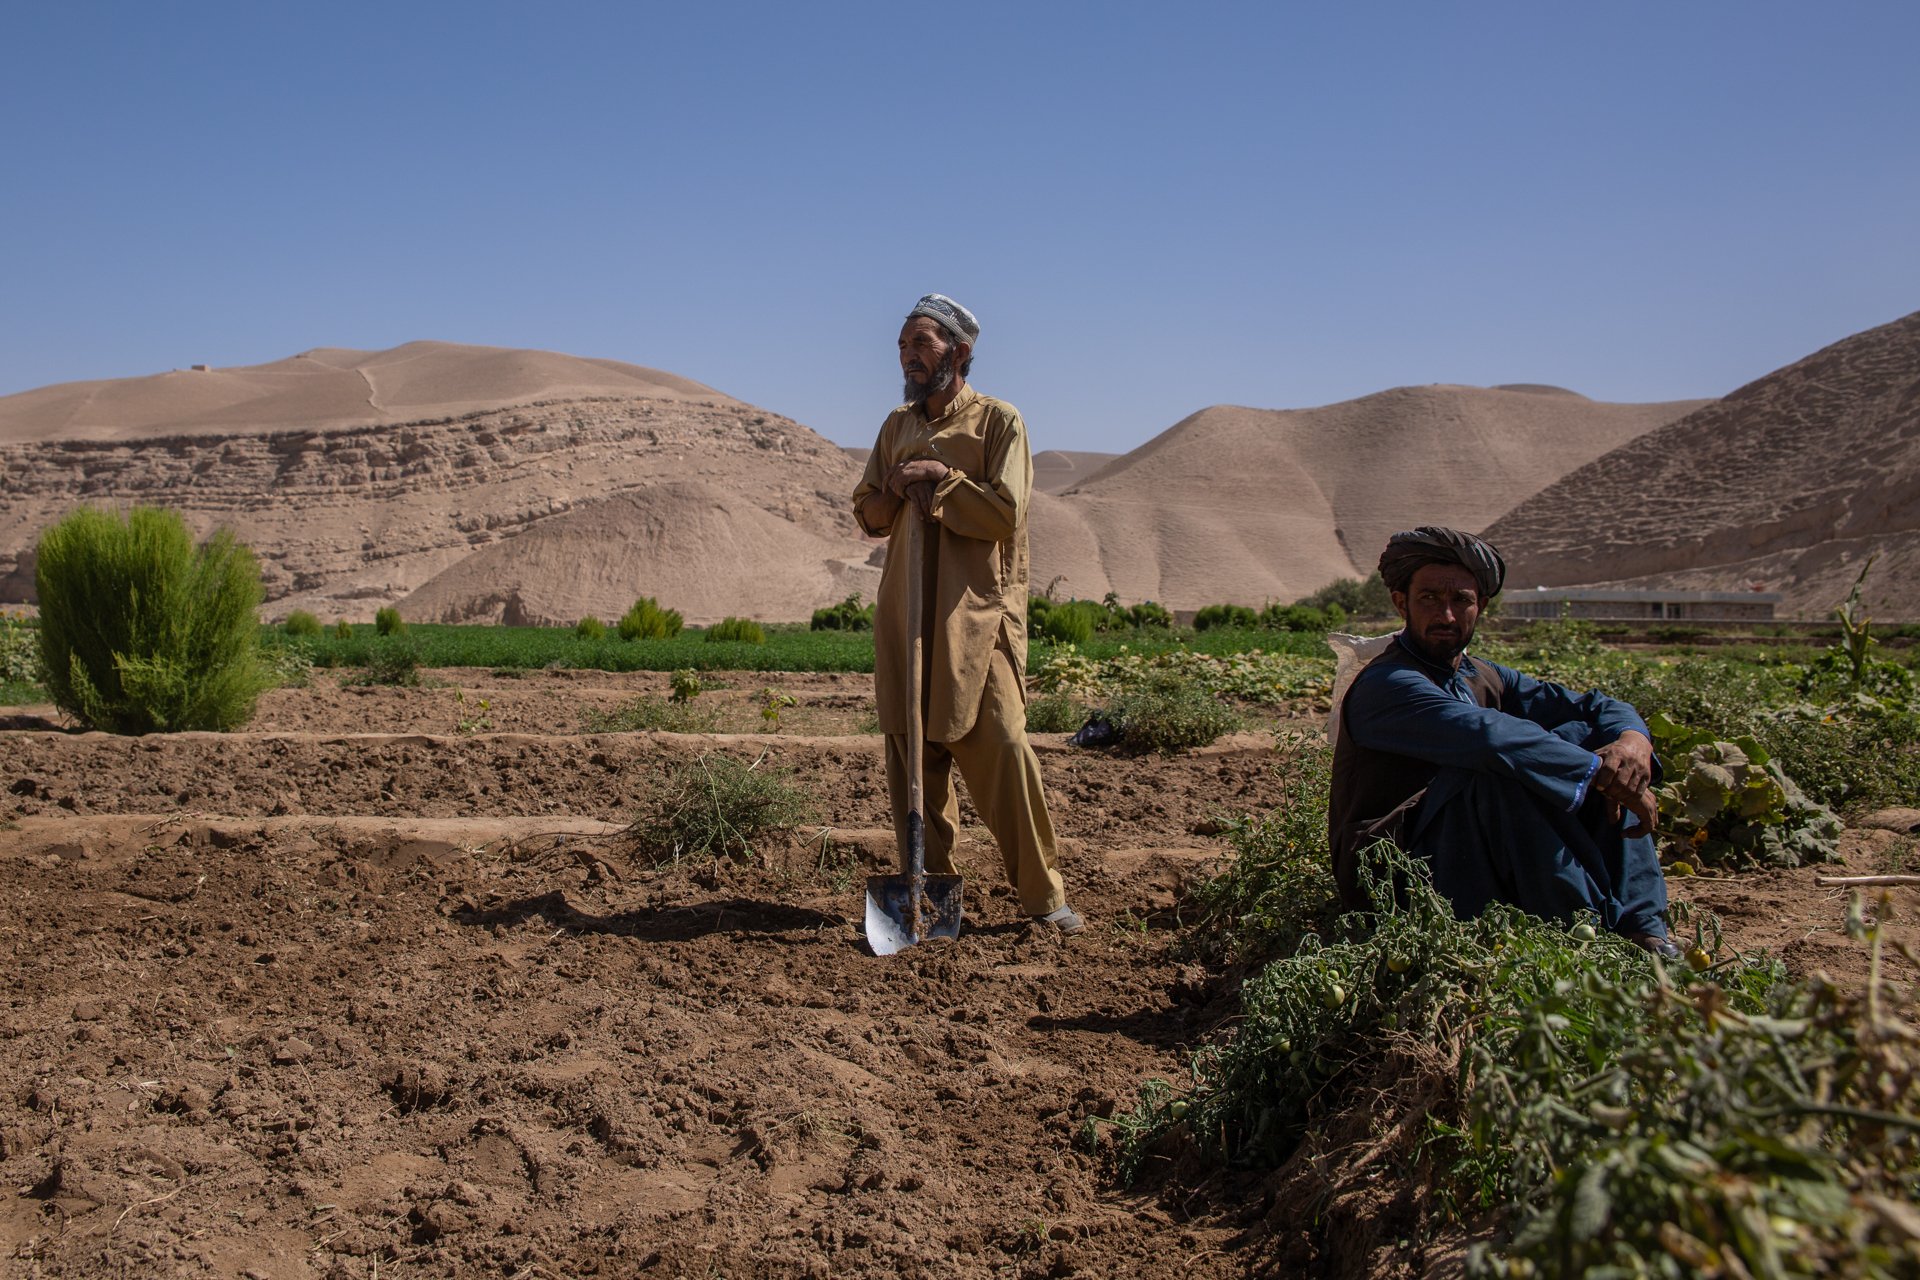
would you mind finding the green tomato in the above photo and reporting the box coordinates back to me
[1169,1100,1189,1120]
[1386,954,1412,974]
[1570,923,1598,943]
[1322,984,1347,1010]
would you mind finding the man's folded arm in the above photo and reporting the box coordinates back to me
[1345,667,1603,812]
[1492,661,1650,744]
[927,412,1026,542]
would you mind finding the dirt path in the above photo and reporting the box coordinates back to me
[2,672,1911,1278]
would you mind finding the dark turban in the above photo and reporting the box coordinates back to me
[1378,527,1506,600]
[906,293,980,347]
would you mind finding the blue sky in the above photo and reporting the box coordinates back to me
[3,2,1915,452]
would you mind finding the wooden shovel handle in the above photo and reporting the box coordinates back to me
[902,505,926,883]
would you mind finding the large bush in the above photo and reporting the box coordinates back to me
[1294,571,1393,618]
[619,596,684,640]
[282,610,323,638]
[810,593,875,632]
[1101,669,1243,755]
[35,505,270,733]
[1040,600,1104,645]
[1194,603,1258,631]
[1031,593,1176,639]
[1258,602,1344,633]
[706,617,767,645]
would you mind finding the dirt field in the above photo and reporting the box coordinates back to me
[3,670,1913,1278]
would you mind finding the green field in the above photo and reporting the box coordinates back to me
[269,621,881,673]
[254,619,1337,676]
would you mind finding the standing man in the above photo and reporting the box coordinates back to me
[852,294,1081,934]
[1328,527,1675,954]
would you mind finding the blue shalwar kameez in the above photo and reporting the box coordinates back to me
[1330,636,1669,939]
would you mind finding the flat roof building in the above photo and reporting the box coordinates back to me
[1503,587,1779,622]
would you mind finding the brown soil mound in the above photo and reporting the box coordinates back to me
[400,483,879,626]
[1485,310,1920,618]
[1032,386,1706,608]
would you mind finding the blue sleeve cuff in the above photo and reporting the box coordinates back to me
[1569,753,1601,811]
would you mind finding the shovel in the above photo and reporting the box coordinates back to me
[865,502,963,955]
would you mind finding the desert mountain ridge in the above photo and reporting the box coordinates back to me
[1023,384,1709,608]
[0,340,730,443]
[1485,308,1920,618]
[1,339,1714,623]
[0,341,874,624]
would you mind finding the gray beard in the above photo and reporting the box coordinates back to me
[903,351,956,408]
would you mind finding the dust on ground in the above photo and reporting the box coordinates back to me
[2,671,1912,1278]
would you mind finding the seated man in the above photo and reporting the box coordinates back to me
[1327,526,1675,955]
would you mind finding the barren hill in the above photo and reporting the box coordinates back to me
[1484,310,1920,618]
[402,482,878,626]
[0,343,873,623]
[0,340,725,443]
[1030,386,1707,608]
[0,341,1714,626]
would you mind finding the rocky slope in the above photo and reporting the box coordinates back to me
[1030,386,1708,608]
[0,344,872,623]
[1484,309,1920,618]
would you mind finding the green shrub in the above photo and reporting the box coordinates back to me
[1110,845,1847,1277]
[582,694,719,733]
[1041,600,1103,645]
[669,669,704,703]
[262,642,314,688]
[1024,691,1089,733]
[706,617,767,645]
[1258,602,1339,633]
[1295,571,1393,618]
[34,505,271,733]
[333,619,353,640]
[1647,712,1842,868]
[810,592,875,632]
[354,637,422,687]
[1194,603,1258,631]
[0,610,43,685]
[1190,734,1337,962]
[1126,600,1175,629]
[575,615,606,640]
[618,596,684,640]
[374,606,407,637]
[282,610,323,638]
[1470,917,1917,1279]
[627,752,815,863]
[1103,670,1242,754]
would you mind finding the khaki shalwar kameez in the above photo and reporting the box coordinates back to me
[852,385,1067,916]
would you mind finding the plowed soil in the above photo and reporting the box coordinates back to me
[3,670,1913,1279]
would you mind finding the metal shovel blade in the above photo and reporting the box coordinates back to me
[863,873,964,956]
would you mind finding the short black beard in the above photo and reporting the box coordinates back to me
[1404,622,1475,668]
[903,348,956,408]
